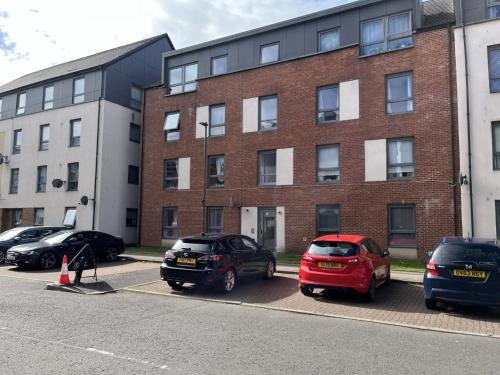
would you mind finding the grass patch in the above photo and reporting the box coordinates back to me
[125,247,165,256]
[390,259,426,273]
[276,253,302,264]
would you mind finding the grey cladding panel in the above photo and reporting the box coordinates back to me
[340,12,360,45]
[284,26,306,59]
[456,0,488,25]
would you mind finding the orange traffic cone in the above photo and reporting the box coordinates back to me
[59,255,70,285]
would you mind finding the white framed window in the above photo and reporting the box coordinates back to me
[12,129,22,154]
[16,92,26,115]
[43,85,54,110]
[63,207,77,227]
[211,55,228,75]
[37,166,47,193]
[168,63,198,94]
[260,43,279,64]
[387,138,414,179]
[317,145,340,182]
[164,111,180,142]
[73,78,85,104]
[39,124,50,151]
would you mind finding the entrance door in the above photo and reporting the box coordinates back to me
[259,208,276,250]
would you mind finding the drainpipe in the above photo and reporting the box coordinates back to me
[460,0,474,236]
[447,25,458,236]
[92,70,104,230]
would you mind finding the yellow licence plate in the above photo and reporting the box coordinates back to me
[318,262,341,269]
[177,257,196,265]
[453,269,486,279]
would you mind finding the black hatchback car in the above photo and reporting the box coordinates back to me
[5,230,125,269]
[160,234,276,293]
[424,237,500,309]
[0,226,65,264]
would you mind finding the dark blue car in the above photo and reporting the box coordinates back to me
[423,237,500,310]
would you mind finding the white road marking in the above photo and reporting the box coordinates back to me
[0,328,169,371]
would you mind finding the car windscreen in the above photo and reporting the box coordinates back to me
[308,241,359,257]
[42,231,74,245]
[433,244,500,264]
[171,240,214,254]
[0,228,24,241]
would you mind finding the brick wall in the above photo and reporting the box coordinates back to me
[141,27,460,259]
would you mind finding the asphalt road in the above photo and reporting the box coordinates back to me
[0,276,499,375]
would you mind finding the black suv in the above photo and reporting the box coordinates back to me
[160,234,276,293]
[0,226,65,264]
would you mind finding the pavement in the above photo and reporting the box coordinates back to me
[1,255,499,338]
[1,276,500,375]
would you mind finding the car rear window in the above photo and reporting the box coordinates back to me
[172,240,214,254]
[308,241,359,257]
[433,244,500,264]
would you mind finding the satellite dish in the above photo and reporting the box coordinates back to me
[80,196,89,206]
[52,179,64,188]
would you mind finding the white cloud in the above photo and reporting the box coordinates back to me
[0,0,357,87]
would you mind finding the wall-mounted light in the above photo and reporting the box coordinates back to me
[459,173,469,186]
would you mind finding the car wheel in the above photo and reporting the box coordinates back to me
[0,249,5,264]
[364,276,376,302]
[263,260,275,280]
[425,299,438,310]
[105,248,118,262]
[167,280,184,290]
[220,269,236,294]
[384,267,391,286]
[39,251,57,270]
[300,285,314,297]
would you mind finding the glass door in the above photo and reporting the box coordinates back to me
[259,208,276,250]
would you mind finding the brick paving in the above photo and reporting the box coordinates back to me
[127,273,500,337]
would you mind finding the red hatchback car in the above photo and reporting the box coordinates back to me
[298,234,390,301]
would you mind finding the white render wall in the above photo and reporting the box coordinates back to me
[364,139,387,182]
[455,19,500,238]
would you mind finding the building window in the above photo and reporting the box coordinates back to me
[388,204,416,247]
[488,0,500,19]
[39,124,50,151]
[317,205,340,237]
[128,165,140,184]
[207,207,224,233]
[12,129,22,154]
[494,123,500,170]
[73,78,85,103]
[164,159,179,190]
[43,85,54,110]
[317,85,339,123]
[67,163,79,191]
[16,92,26,115]
[168,63,198,94]
[126,208,138,227]
[489,45,500,93]
[34,208,44,226]
[37,166,47,193]
[259,95,277,130]
[496,201,500,239]
[317,145,340,182]
[258,150,276,186]
[208,155,224,188]
[260,43,279,64]
[63,207,77,227]
[211,55,228,75]
[360,12,412,56]
[162,208,178,239]
[318,29,339,52]
[386,72,413,114]
[164,111,180,142]
[129,123,141,143]
[12,209,22,227]
[9,168,19,194]
[387,138,414,179]
[130,85,143,110]
[70,119,81,147]
[209,105,225,136]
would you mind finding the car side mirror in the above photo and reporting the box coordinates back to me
[382,250,390,257]
[13,236,21,242]
[426,250,434,259]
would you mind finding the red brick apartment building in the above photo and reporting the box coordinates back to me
[141,0,459,259]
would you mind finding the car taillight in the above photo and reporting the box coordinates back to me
[198,255,224,262]
[302,254,313,262]
[164,251,175,260]
[347,258,359,264]
[426,259,439,277]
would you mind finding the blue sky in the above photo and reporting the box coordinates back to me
[0,0,356,86]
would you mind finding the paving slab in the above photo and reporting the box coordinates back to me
[125,272,500,338]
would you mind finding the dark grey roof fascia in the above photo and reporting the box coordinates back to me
[0,33,174,95]
[162,0,382,59]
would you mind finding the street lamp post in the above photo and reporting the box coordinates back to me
[199,122,209,235]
